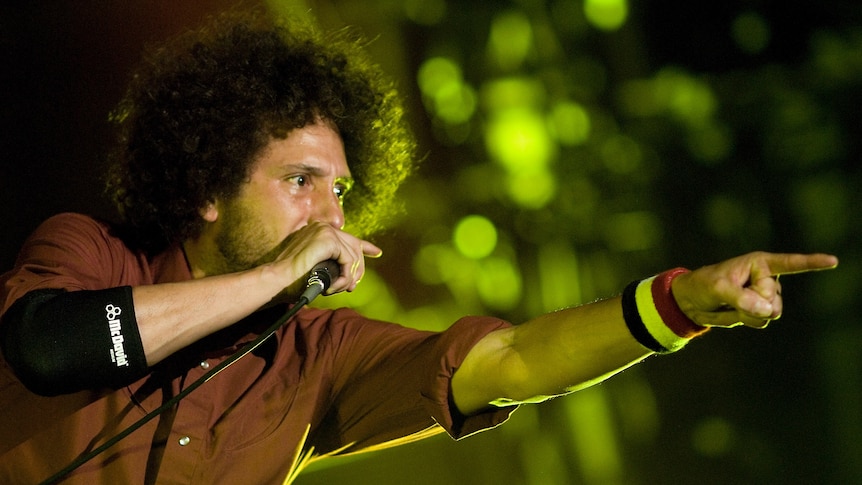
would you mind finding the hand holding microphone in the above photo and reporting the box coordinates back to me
[277,221,382,300]
[300,260,341,303]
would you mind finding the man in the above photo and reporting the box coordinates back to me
[0,11,837,485]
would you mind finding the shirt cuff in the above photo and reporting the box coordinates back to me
[421,316,518,439]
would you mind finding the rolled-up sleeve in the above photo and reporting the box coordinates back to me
[420,316,516,439]
[305,309,518,455]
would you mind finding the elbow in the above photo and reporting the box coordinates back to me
[1,320,74,396]
[5,356,70,397]
[2,288,148,396]
[495,351,559,404]
[1,289,83,396]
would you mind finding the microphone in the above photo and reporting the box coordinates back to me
[300,259,340,303]
[38,260,342,485]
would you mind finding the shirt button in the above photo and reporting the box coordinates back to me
[200,361,210,370]
[178,436,191,446]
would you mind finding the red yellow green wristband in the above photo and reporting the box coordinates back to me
[621,268,709,353]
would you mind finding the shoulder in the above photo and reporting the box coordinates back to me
[3,213,140,294]
[31,212,130,249]
[39,211,111,229]
[29,212,114,242]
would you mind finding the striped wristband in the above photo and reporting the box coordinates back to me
[621,268,709,353]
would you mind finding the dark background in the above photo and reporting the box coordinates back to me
[1,1,859,484]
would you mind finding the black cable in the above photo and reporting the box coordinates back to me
[39,296,310,485]
[39,260,339,484]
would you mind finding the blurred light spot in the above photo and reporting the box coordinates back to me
[506,169,557,209]
[617,79,662,117]
[532,18,564,63]
[566,388,624,482]
[811,30,862,83]
[314,270,399,320]
[731,11,771,55]
[692,417,736,457]
[418,57,462,97]
[769,121,844,169]
[613,375,660,444]
[790,175,849,246]
[704,195,748,239]
[556,175,600,221]
[583,0,629,32]
[817,328,862,479]
[417,57,477,125]
[603,211,661,251]
[657,70,717,125]
[601,134,642,173]
[551,0,589,34]
[485,108,555,171]
[403,0,447,25]
[687,122,733,164]
[433,120,473,145]
[488,11,533,71]
[763,91,840,168]
[414,244,482,309]
[476,257,522,310]
[434,82,478,124]
[400,306,450,332]
[538,242,581,311]
[401,181,450,234]
[456,164,503,203]
[618,69,717,126]
[482,77,546,111]
[519,432,569,485]
[453,215,498,259]
[549,101,591,145]
[413,244,452,285]
[705,196,771,248]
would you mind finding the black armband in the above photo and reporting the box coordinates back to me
[0,287,148,396]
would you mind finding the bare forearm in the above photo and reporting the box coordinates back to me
[453,297,650,415]
[135,222,384,365]
[453,252,839,416]
[134,264,290,365]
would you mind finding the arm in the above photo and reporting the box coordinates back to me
[0,220,378,394]
[136,221,381,364]
[132,265,304,365]
[452,251,838,415]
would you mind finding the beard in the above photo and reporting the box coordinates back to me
[213,200,290,274]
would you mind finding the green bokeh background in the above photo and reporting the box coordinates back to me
[1,1,859,483]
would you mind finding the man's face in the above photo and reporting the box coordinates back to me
[210,121,352,274]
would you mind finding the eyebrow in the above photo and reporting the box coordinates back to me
[277,163,355,191]
[279,163,353,180]
[279,163,326,176]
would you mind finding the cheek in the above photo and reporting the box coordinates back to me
[270,188,313,234]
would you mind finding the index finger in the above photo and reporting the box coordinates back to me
[764,253,838,276]
[361,241,383,259]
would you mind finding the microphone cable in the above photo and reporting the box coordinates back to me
[39,260,340,485]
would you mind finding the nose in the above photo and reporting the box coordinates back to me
[312,186,345,229]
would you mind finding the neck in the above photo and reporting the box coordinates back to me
[182,237,224,279]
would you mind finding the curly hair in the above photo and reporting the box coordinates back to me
[106,11,416,254]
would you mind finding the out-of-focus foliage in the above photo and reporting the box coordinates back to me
[300,1,861,484]
[0,0,857,484]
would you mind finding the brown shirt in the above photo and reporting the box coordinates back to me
[0,213,515,484]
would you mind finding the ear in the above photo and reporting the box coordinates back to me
[199,200,219,222]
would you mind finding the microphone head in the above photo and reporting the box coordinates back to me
[312,259,340,290]
[300,259,341,303]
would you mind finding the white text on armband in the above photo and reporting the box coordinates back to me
[105,303,129,367]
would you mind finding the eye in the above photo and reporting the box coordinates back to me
[333,177,354,205]
[333,184,346,199]
[286,174,308,187]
